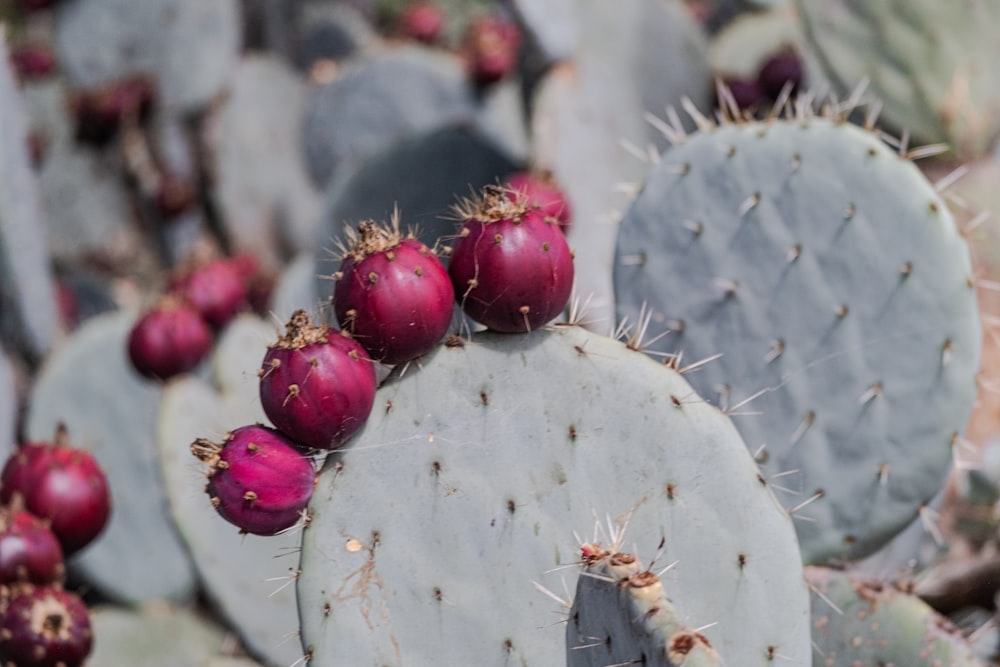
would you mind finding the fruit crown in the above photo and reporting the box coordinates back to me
[267,310,332,350]
[450,183,530,224]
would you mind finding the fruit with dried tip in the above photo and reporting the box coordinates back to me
[259,311,376,450]
[333,219,455,364]
[127,296,213,380]
[191,424,316,535]
[170,258,248,329]
[0,426,112,556]
[449,185,575,332]
[0,504,65,585]
[504,171,573,231]
[0,585,93,667]
[397,2,445,45]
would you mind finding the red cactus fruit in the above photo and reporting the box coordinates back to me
[9,43,57,82]
[0,585,92,667]
[127,296,213,380]
[333,219,455,364]
[0,505,65,585]
[191,425,316,535]
[155,171,197,220]
[716,77,765,113]
[0,426,112,556]
[504,171,572,232]
[756,50,804,101]
[464,15,521,85]
[170,258,249,329]
[449,185,575,333]
[398,2,445,45]
[259,311,376,450]
[231,252,277,317]
[71,74,155,146]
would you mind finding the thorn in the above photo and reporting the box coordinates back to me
[682,219,704,236]
[877,463,889,487]
[763,339,785,364]
[863,99,883,132]
[941,339,953,366]
[681,96,714,132]
[785,245,802,263]
[788,410,816,446]
[738,192,761,217]
[787,489,824,518]
[858,382,883,405]
[643,111,684,145]
[725,387,769,416]
[620,139,649,163]
[933,165,969,193]
[678,352,723,375]
[906,143,949,161]
[807,579,844,615]
[918,505,945,546]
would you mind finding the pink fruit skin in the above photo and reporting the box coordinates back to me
[399,2,445,44]
[173,259,248,329]
[127,300,213,380]
[0,508,65,585]
[9,44,57,81]
[334,239,454,365]
[465,16,521,84]
[0,586,93,667]
[1,444,112,556]
[505,172,572,231]
[259,328,376,450]
[449,209,574,332]
[203,425,316,536]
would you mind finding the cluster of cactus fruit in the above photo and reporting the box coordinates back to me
[191,180,575,536]
[0,425,110,666]
[9,0,1000,664]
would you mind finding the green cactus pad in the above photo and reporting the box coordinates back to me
[25,310,198,603]
[298,326,810,665]
[88,605,264,667]
[614,114,980,565]
[158,314,303,667]
[568,550,722,667]
[0,33,60,361]
[806,566,984,666]
[528,0,711,328]
[301,45,477,189]
[0,348,15,461]
[206,55,321,267]
[54,0,241,112]
[797,0,1000,158]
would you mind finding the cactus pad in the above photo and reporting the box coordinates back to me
[298,326,810,664]
[614,114,980,565]
[806,566,984,666]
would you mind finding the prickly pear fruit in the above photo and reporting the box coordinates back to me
[0,585,93,667]
[504,170,573,231]
[333,219,454,364]
[0,505,65,585]
[127,296,213,380]
[258,310,376,450]
[0,426,112,555]
[449,185,574,332]
[397,2,445,45]
[170,258,248,330]
[191,424,316,536]
[70,74,155,147]
[756,50,803,101]
[464,15,520,85]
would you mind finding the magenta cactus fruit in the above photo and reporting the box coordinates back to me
[504,171,572,231]
[71,74,155,146]
[449,185,575,332]
[0,426,112,556]
[127,296,213,380]
[0,505,65,586]
[397,2,445,45]
[170,258,248,329]
[259,311,377,450]
[191,425,317,536]
[333,219,455,364]
[464,15,521,85]
[0,585,93,667]
[756,50,804,101]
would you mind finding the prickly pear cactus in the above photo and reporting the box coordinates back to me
[806,566,984,666]
[87,605,264,667]
[205,55,321,267]
[301,45,476,188]
[567,549,722,667]
[158,314,303,667]
[54,0,241,112]
[298,326,811,665]
[797,0,1000,158]
[0,348,15,462]
[529,0,711,328]
[614,113,980,565]
[0,32,61,361]
[25,310,198,603]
